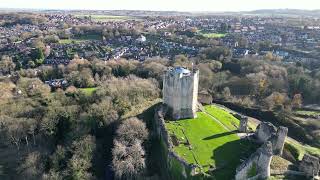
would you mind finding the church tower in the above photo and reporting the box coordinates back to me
[163,67,199,120]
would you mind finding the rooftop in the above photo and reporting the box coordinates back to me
[173,67,191,74]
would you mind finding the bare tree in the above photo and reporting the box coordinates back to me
[112,140,146,180]
[0,55,16,75]
[112,117,149,180]
[116,117,148,145]
[19,151,44,179]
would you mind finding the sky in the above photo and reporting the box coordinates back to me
[1,0,320,12]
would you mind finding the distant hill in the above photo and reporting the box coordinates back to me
[244,9,320,17]
[61,10,194,17]
[1,8,320,17]
[83,9,320,17]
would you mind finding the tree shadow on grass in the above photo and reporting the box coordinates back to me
[202,130,238,140]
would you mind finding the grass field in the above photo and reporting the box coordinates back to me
[79,87,97,96]
[198,30,227,38]
[204,105,240,131]
[202,33,226,38]
[205,105,257,132]
[75,14,138,22]
[165,107,258,179]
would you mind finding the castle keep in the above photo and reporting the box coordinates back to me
[163,67,199,120]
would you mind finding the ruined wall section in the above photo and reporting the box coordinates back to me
[271,126,288,156]
[239,116,249,133]
[236,122,288,179]
[235,141,273,180]
[299,154,320,177]
[255,122,277,143]
[163,68,199,120]
[255,122,288,155]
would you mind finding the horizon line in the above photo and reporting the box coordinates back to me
[1,7,320,13]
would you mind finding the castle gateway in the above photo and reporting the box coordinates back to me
[163,67,199,120]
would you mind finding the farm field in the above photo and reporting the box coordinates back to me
[165,106,258,179]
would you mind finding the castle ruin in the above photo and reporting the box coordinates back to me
[299,154,320,177]
[235,141,273,180]
[255,122,288,156]
[238,116,249,133]
[163,67,199,120]
[235,121,289,179]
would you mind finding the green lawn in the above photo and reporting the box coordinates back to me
[285,138,320,160]
[165,109,258,179]
[205,105,257,131]
[204,105,240,131]
[79,87,97,96]
[75,14,138,22]
[198,31,227,38]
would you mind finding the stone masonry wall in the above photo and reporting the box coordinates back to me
[271,126,288,156]
[255,122,288,156]
[255,122,277,143]
[163,68,199,120]
[235,141,273,180]
[154,104,198,178]
[299,154,320,177]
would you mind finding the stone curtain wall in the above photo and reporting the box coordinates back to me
[153,104,198,179]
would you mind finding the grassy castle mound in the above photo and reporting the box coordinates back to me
[165,105,258,179]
